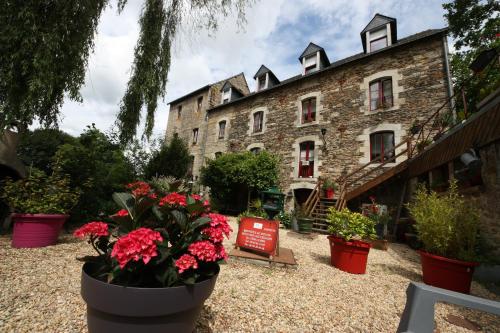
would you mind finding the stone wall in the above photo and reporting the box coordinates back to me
[463,140,500,261]
[206,35,450,208]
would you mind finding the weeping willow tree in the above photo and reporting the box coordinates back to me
[0,0,252,143]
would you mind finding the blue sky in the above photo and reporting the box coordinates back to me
[59,0,450,139]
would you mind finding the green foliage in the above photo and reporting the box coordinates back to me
[276,211,291,229]
[0,1,108,129]
[1,168,79,214]
[236,199,268,223]
[200,151,280,203]
[53,125,134,222]
[407,181,480,261]
[321,177,337,190]
[144,134,190,179]
[149,176,188,195]
[17,128,76,174]
[326,208,376,241]
[443,0,500,116]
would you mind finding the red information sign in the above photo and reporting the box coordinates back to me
[236,217,279,256]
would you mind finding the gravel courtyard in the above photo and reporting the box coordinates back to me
[0,218,499,332]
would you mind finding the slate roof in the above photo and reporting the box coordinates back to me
[253,65,280,84]
[299,42,330,66]
[361,13,396,34]
[208,28,448,112]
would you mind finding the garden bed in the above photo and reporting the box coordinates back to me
[0,217,498,332]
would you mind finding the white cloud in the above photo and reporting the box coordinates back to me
[58,0,448,139]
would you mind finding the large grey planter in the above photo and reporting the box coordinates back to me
[81,263,218,333]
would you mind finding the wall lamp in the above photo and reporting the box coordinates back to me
[321,128,327,150]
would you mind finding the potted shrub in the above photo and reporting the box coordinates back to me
[326,208,376,274]
[75,181,231,332]
[365,196,391,251]
[1,168,79,248]
[322,178,337,199]
[294,204,314,234]
[407,180,480,294]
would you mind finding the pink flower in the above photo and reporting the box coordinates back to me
[127,181,153,198]
[73,222,109,239]
[203,200,210,207]
[215,244,228,260]
[159,192,187,207]
[188,241,218,262]
[111,228,163,269]
[175,254,198,273]
[190,194,202,201]
[206,213,232,239]
[202,227,225,243]
[116,209,129,217]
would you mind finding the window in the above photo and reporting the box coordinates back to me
[222,88,230,104]
[299,141,315,178]
[177,105,182,119]
[218,121,226,139]
[369,78,393,111]
[215,152,222,158]
[197,97,203,112]
[301,98,316,123]
[253,111,264,133]
[192,128,199,144]
[258,75,266,91]
[370,131,395,162]
[369,27,388,52]
[304,55,317,74]
[250,147,261,154]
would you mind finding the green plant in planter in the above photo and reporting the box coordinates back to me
[326,208,376,241]
[276,211,291,229]
[407,180,480,262]
[416,139,432,153]
[1,168,80,214]
[321,178,337,191]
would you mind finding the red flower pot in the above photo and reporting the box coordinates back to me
[11,213,68,248]
[325,188,335,199]
[328,235,371,274]
[418,250,478,294]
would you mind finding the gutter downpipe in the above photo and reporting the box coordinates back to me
[443,34,457,122]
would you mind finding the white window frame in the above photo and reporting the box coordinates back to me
[290,135,323,181]
[357,123,406,166]
[295,92,322,127]
[247,107,268,136]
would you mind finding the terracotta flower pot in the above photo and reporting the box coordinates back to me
[328,235,371,274]
[81,263,219,333]
[418,250,478,294]
[11,213,68,248]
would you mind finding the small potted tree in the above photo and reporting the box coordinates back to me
[1,168,79,248]
[364,196,391,251]
[326,208,376,274]
[407,180,480,294]
[322,178,337,199]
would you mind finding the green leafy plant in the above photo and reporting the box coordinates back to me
[1,168,80,214]
[407,180,480,262]
[416,139,432,153]
[321,178,337,190]
[236,199,268,224]
[276,211,291,229]
[326,208,376,241]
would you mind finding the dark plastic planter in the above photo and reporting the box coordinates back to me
[418,250,478,294]
[81,263,219,333]
[11,213,68,248]
[328,235,371,274]
[297,217,314,233]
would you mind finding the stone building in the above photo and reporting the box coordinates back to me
[165,14,452,208]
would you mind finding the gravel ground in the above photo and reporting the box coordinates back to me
[0,217,499,332]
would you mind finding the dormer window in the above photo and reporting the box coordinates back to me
[222,87,230,104]
[258,74,267,91]
[369,27,388,52]
[304,55,317,74]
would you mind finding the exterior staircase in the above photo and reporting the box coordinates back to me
[311,197,336,233]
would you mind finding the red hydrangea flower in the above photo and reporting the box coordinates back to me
[215,244,228,260]
[207,213,232,239]
[159,192,187,207]
[116,209,129,217]
[111,228,163,269]
[203,200,210,208]
[175,254,198,273]
[127,181,152,198]
[73,221,109,239]
[190,194,202,201]
[188,241,218,262]
[202,227,224,243]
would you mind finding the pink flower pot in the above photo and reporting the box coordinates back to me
[11,213,68,248]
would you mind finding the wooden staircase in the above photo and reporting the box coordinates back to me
[311,197,336,233]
